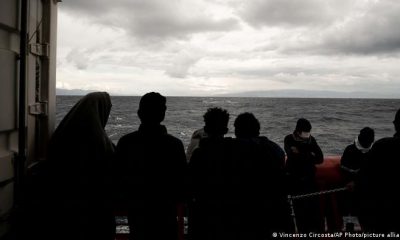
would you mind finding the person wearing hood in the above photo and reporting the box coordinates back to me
[284,118,324,232]
[25,92,116,240]
[114,92,187,240]
[356,109,400,232]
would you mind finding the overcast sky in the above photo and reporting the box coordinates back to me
[57,0,400,97]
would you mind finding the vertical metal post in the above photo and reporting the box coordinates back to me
[288,195,299,234]
[16,0,28,205]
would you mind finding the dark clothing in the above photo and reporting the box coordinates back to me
[189,136,291,240]
[339,142,369,216]
[114,124,187,240]
[189,137,235,240]
[284,133,324,180]
[284,133,324,233]
[356,133,400,232]
[23,92,116,240]
[340,143,368,182]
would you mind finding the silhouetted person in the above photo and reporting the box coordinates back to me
[284,118,324,232]
[114,92,187,240]
[341,127,375,182]
[186,128,208,162]
[356,109,400,232]
[22,92,116,240]
[233,113,292,237]
[339,127,374,229]
[189,107,234,240]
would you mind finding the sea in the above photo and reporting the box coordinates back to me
[56,96,400,156]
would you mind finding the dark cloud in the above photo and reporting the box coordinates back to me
[268,0,400,55]
[239,0,352,28]
[320,0,400,55]
[60,0,239,40]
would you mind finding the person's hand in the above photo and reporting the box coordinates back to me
[291,147,299,154]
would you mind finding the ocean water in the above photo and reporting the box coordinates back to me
[56,96,400,155]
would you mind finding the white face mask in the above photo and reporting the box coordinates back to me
[300,132,311,139]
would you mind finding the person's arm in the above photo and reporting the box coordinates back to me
[268,140,286,170]
[284,135,298,161]
[340,145,358,174]
[309,137,324,164]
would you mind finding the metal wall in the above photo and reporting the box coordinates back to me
[0,0,20,237]
[0,0,59,237]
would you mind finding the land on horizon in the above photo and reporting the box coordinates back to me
[56,88,400,99]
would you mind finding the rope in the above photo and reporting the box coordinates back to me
[289,187,347,200]
[288,187,348,233]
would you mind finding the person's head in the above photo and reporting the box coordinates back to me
[358,127,374,148]
[394,108,400,133]
[203,107,229,137]
[50,91,112,147]
[295,118,312,139]
[234,112,260,138]
[137,92,166,124]
[84,92,112,128]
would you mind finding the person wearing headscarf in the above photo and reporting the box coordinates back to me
[43,92,115,240]
[356,109,400,232]
[284,118,324,233]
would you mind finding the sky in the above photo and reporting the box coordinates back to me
[57,0,400,97]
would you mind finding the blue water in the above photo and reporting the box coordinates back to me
[56,96,400,155]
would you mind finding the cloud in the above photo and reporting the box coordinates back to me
[239,0,353,28]
[60,0,239,41]
[320,0,400,55]
[275,0,400,55]
[165,50,203,78]
[66,48,91,70]
[57,0,400,97]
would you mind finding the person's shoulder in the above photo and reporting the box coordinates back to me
[284,134,293,141]
[191,128,206,139]
[310,135,318,141]
[347,142,357,150]
[117,131,140,144]
[199,136,232,148]
[121,131,140,140]
[284,134,294,145]
[371,137,397,150]
[256,136,277,146]
[164,133,184,146]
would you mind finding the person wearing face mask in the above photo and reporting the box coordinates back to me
[284,118,324,233]
[341,127,374,183]
[339,127,374,230]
